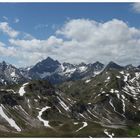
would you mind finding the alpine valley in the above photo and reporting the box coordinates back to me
[0,57,140,137]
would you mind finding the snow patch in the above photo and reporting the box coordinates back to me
[87,109,98,119]
[110,89,114,93]
[38,95,41,99]
[11,71,16,77]
[37,106,51,128]
[120,71,124,74]
[116,76,120,78]
[0,105,21,132]
[27,99,31,109]
[79,66,87,72]
[104,129,114,138]
[105,76,110,82]
[34,99,38,102]
[114,90,119,93]
[18,82,28,96]
[57,97,69,111]
[74,122,78,125]
[19,105,28,116]
[63,68,76,77]
[124,73,129,82]
[107,76,110,80]
[76,122,88,132]
[79,113,86,119]
[85,79,91,83]
[6,89,16,94]
[39,72,51,78]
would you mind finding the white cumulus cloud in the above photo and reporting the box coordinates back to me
[131,3,140,13]
[0,22,19,38]
[2,18,140,67]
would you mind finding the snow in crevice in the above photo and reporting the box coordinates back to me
[55,106,62,113]
[124,73,130,82]
[104,129,114,138]
[67,98,71,101]
[57,97,69,111]
[85,79,91,83]
[122,72,140,100]
[19,105,29,116]
[109,99,124,117]
[121,95,126,113]
[79,113,86,119]
[109,99,117,113]
[74,122,78,125]
[0,89,16,94]
[34,99,38,102]
[94,70,102,75]
[37,106,51,128]
[11,71,16,77]
[0,105,21,132]
[78,66,87,72]
[38,95,41,99]
[105,76,110,83]
[27,99,31,109]
[63,67,76,77]
[87,109,99,119]
[120,71,124,74]
[18,82,29,96]
[110,89,114,93]
[6,89,16,94]
[76,122,88,132]
[116,76,121,79]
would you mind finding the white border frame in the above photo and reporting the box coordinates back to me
[0,1,139,140]
[0,0,139,2]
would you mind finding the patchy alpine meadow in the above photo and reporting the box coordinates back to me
[0,61,140,137]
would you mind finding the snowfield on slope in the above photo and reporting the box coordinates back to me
[18,82,29,96]
[76,122,88,132]
[37,106,51,128]
[0,105,21,132]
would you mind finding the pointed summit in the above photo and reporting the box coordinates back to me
[87,61,104,71]
[92,61,104,67]
[105,61,124,70]
[42,57,60,66]
[0,61,8,71]
[29,57,61,74]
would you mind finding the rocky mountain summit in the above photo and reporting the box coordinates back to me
[0,57,105,85]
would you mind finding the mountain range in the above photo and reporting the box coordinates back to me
[0,57,140,137]
[0,57,105,85]
[1,56,140,86]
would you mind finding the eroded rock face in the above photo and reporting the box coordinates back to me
[0,61,28,86]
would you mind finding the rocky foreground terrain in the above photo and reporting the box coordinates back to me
[0,58,140,137]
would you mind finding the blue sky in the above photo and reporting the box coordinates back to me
[0,3,140,39]
[0,3,140,67]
